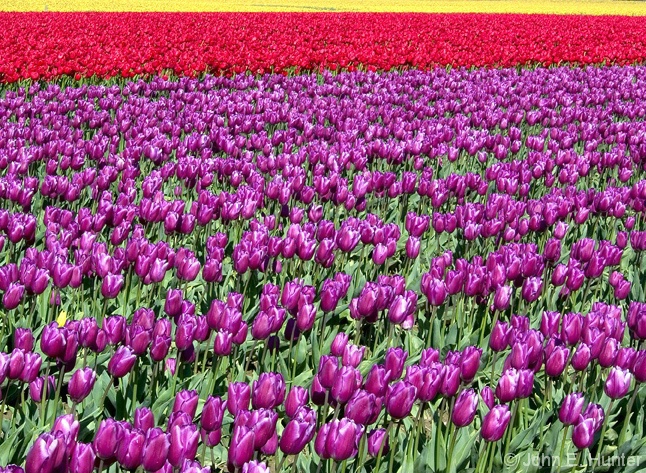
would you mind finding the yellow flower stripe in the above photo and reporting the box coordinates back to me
[2,0,646,15]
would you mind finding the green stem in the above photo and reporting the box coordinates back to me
[375,420,394,473]
[559,425,570,469]
[595,399,614,459]
[447,424,458,472]
[50,368,66,425]
[99,377,114,415]
[486,441,495,473]
[618,386,640,443]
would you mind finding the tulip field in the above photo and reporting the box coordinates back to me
[2,6,646,473]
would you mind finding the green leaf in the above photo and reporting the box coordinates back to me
[448,429,478,473]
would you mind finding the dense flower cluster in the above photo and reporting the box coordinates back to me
[0,66,645,472]
[1,13,646,81]
[4,0,646,14]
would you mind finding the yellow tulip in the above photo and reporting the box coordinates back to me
[2,0,645,15]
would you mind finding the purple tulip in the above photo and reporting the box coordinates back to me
[68,367,96,403]
[241,461,271,473]
[19,351,42,383]
[200,396,226,431]
[104,315,127,345]
[107,346,137,378]
[3,282,24,310]
[493,285,512,311]
[632,350,646,383]
[40,322,67,359]
[572,417,597,450]
[318,418,363,462]
[142,428,170,472]
[367,428,389,456]
[173,390,199,419]
[440,364,461,397]
[25,433,66,473]
[116,427,146,470]
[164,289,183,317]
[14,328,34,351]
[489,321,510,352]
[545,344,569,378]
[94,419,124,460]
[385,381,417,419]
[604,367,632,399]
[279,407,317,455]
[134,407,155,432]
[364,364,389,397]
[481,404,511,441]
[559,392,586,426]
[252,372,286,409]
[345,390,380,425]
[460,346,482,382]
[69,443,95,473]
[452,389,478,427]
[330,332,349,357]
[421,275,447,306]
[101,273,124,299]
[384,347,407,381]
[228,424,255,468]
[168,424,199,467]
[227,382,251,416]
[29,375,55,403]
[285,386,309,418]
[477,387,493,412]
[496,369,518,403]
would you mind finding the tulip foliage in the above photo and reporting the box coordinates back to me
[1,65,646,473]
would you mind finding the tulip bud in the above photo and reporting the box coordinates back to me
[604,367,632,399]
[25,433,66,473]
[367,428,389,456]
[384,347,407,381]
[279,407,317,455]
[14,328,34,351]
[252,372,286,410]
[227,382,251,416]
[385,381,417,419]
[452,389,478,427]
[228,425,255,469]
[200,396,226,431]
[68,367,96,404]
[134,407,155,432]
[559,392,585,426]
[285,386,309,418]
[69,443,95,473]
[572,418,597,450]
[94,419,124,460]
[108,346,137,378]
[481,404,511,441]
[172,390,199,419]
[330,332,349,357]
[116,427,146,470]
[168,424,199,467]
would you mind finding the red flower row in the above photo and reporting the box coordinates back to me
[1,12,646,82]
